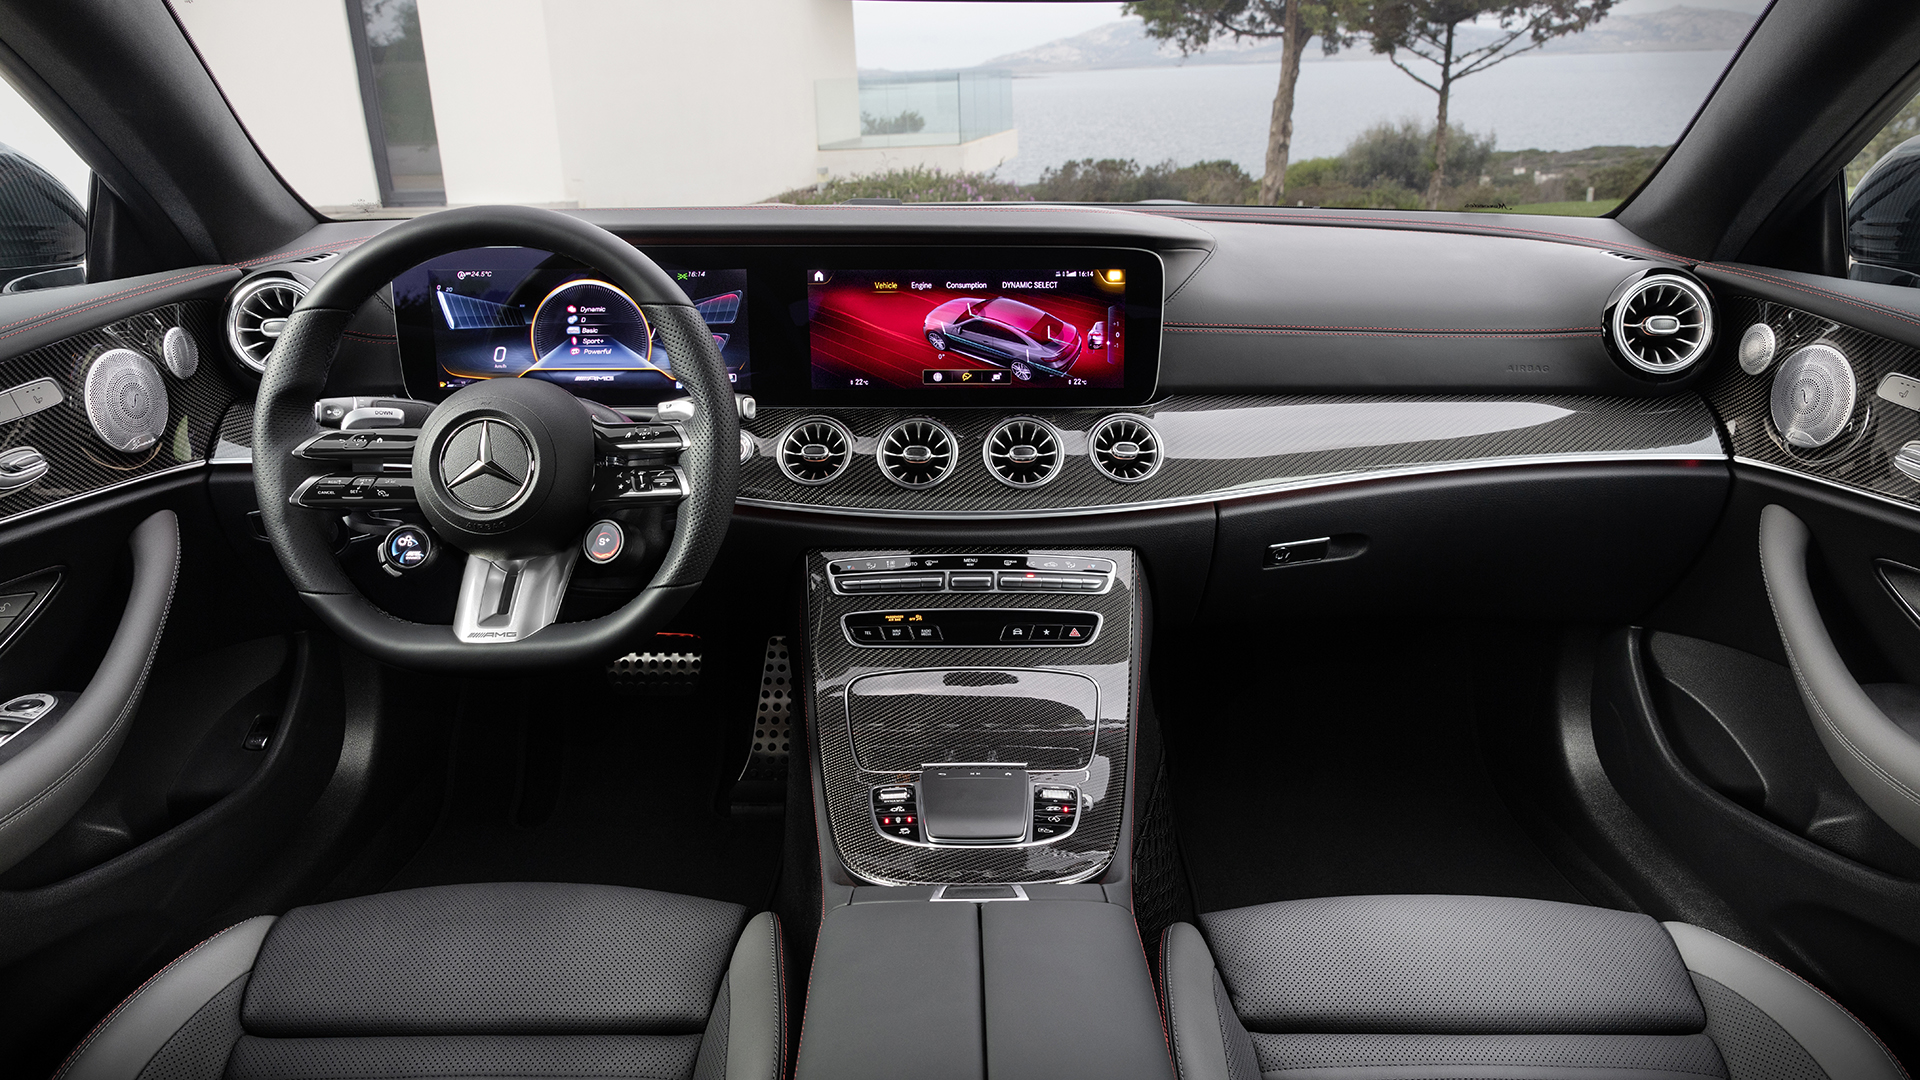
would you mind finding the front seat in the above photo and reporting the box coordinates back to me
[55,882,785,1080]
[1162,894,1906,1080]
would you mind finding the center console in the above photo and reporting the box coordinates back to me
[795,545,1167,1080]
[804,547,1139,887]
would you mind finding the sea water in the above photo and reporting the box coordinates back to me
[1000,50,1737,183]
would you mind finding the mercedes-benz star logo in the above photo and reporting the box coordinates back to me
[439,418,535,513]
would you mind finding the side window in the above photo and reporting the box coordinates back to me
[0,75,89,292]
[1847,90,1920,287]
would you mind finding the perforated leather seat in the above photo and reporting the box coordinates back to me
[56,882,785,1080]
[1161,894,1906,1080]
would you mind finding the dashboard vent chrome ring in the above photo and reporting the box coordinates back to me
[1088,414,1163,484]
[777,417,854,485]
[1610,273,1714,375]
[1770,342,1857,450]
[1738,322,1777,375]
[876,418,958,489]
[983,416,1063,488]
[225,274,308,374]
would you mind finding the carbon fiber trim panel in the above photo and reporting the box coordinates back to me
[806,547,1138,886]
[1706,295,1920,509]
[846,668,1099,772]
[0,300,233,523]
[742,395,1721,518]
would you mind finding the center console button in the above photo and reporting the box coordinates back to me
[1031,625,1061,641]
[999,624,1033,642]
[911,625,942,642]
[881,624,913,642]
[837,573,944,593]
[850,625,884,643]
[948,572,994,591]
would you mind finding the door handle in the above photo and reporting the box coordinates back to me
[1758,504,1920,847]
[0,509,178,873]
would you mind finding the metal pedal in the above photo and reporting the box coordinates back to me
[607,648,702,695]
[731,636,792,812]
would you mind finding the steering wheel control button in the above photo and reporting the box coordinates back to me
[440,418,536,513]
[595,422,685,452]
[583,520,624,564]
[380,526,434,573]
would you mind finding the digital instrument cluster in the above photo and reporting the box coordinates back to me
[393,244,1161,408]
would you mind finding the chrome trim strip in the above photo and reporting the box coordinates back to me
[930,884,1031,901]
[737,448,1729,521]
[1733,455,1920,518]
[0,460,206,529]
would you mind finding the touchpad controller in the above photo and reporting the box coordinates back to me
[919,766,1032,844]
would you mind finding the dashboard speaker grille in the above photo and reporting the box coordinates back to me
[877,418,957,489]
[1771,343,1856,449]
[1089,414,1162,483]
[85,349,169,453]
[225,275,308,374]
[1611,273,1713,375]
[1738,322,1777,375]
[984,417,1063,488]
[778,417,853,485]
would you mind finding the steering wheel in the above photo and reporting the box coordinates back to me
[252,206,739,672]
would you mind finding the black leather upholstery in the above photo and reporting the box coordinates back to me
[1164,895,1906,1080]
[58,883,785,1080]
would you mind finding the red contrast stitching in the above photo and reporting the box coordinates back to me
[2,234,372,348]
[1166,325,1599,339]
[53,921,248,1080]
[1702,263,1920,334]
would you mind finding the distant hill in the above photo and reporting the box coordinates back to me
[969,6,1753,74]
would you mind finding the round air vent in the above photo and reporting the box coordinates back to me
[777,417,853,485]
[876,418,957,489]
[1088,414,1162,483]
[85,349,168,453]
[225,274,308,374]
[1738,322,1777,375]
[983,417,1063,488]
[1608,273,1713,375]
[1771,343,1857,450]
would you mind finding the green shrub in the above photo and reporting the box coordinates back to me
[1285,156,1343,188]
[1342,119,1495,190]
[769,166,1030,204]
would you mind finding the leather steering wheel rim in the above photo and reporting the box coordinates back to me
[252,205,738,673]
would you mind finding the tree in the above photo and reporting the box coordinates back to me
[1346,1,1614,208]
[1124,1,1349,205]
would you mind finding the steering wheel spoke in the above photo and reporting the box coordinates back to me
[452,548,578,644]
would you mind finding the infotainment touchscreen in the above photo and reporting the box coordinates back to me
[392,247,749,404]
[806,267,1128,392]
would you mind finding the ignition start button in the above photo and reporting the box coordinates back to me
[380,526,434,574]
[583,519,624,565]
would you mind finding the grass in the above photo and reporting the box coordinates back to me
[1477,198,1623,217]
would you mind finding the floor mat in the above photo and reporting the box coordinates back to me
[1161,626,1587,914]
[382,672,784,909]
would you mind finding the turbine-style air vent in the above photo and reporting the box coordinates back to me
[1609,273,1713,375]
[984,417,1063,488]
[1088,414,1162,483]
[225,275,308,374]
[777,417,853,485]
[876,418,957,489]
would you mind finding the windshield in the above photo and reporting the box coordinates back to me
[178,0,1764,218]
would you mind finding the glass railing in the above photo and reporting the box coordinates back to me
[817,69,1014,150]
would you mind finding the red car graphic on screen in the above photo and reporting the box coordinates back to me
[923,297,1083,380]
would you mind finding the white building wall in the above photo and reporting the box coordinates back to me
[535,0,856,206]
[415,0,571,206]
[172,0,380,209]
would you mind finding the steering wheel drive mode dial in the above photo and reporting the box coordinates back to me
[380,526,435,574]
[583,519,624,564]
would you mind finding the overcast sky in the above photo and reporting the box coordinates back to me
[852,0,1772,72]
